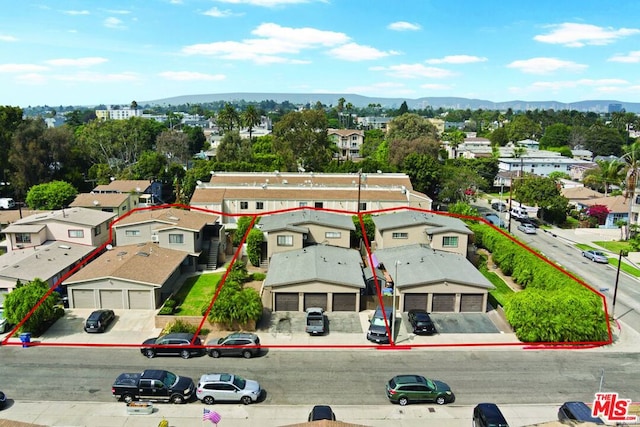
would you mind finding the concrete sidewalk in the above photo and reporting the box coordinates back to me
[0,401,566,427]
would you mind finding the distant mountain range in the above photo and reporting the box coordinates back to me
[142,93,640,113]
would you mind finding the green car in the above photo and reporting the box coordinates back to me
[386,375,455,406]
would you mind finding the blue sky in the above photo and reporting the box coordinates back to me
[2,0,640,107]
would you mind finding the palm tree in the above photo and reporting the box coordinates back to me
[583,159,625,196]
[242,105,261,141]
[217,103,240,134]
[622,141,640,239]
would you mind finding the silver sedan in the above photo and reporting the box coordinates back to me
[582,250,609,264]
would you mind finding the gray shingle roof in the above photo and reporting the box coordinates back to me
[257,210,355,232]
[263,245,365,289]
[373,244,494,290]
[372,210,472,235]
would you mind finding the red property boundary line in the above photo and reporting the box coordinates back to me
[0,204,613,350]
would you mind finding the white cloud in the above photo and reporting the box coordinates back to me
[0,63,49,73]
[425,55,488,64]
[213,0,324,7]
[371,63,455,79]
[170,0,183,4]
[63,10,90,15]
[387,21,421,31]
[534,23,640,47]
[54,71,139,82]
[608,51,640,63]
[420,83,453,90]
[104,9,131,15]
[327,43,399,61]
[183,23,348,63]
[104,17,126,29]
[159,71,226,81]
[507,57,587,74]
[14,73,48,85]
[44,57,108,67]
[202,7,240,17]
[512,78,629,94]
[0,35,17,42]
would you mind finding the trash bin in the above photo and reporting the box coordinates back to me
[19,332,31,348]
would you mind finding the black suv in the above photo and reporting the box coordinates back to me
[207,332,261,359]
[141,332,204,359]
[473,403,509,427]
[308,405,336,421]
[558,401,604,424]
[407,309,437,335]
[84,309,115,333]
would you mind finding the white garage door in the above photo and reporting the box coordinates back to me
[100,290,124,309]
[71,289,95,308]
[128,290,151,309]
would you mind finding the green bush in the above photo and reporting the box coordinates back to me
[159,306,174,315]
[163,298,177,308]
[163,319,198,335]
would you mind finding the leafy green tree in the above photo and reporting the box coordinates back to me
[514,175,568,223]
[272,109,332,171]
[441,129,466,158]
[583,124,625,156]
[437,164,486,203]
[386,113,438,142]
[246,228,264,266]
[539,123,571,148]
[489,127,509,147]
[3,278,61,334]
[156,130,190,165]
[207,280,262,328]
[447,201,479,217]
[360,129,385,158]
[182,125,206,154]
[0,106,24,178]
[397,101,409,116]
[583,159,625,196]
[505,115,541,142]
[402,153,441,196]
[233,216,254,247]
[216,131,252,163]
[216,103,240,134]
[26,180,77,210]
[352,214,375,245]
[129,150,168,181]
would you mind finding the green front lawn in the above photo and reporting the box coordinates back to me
[174,273,224,315]
[593,240,630,254]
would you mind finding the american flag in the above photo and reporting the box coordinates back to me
[203,408,222,425]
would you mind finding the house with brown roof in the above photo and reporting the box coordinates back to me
[190,172,432,224]
[69,192,134,215]
[582,195,629,228]
[328,128,364,161]
[561,186,603,210]
[63,243,189,309]
[92,179,168,207]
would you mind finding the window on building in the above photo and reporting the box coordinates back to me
[359,202,367,211]
[443,236,459,247]
[325,231,341,239]
[125,230,140,236]
[169,234,184,244]
[256,201,264,210]
[240,201,248,209]
[68,229,84,238]
[315,202,323,208]
[277,235,294,246]
[94,224,102,236]
[299,202,308,207]
[392,232,408,239]
[16,233,31,244]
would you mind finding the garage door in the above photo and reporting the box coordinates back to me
[332,293,356,311]
[129,290,151,309]
[460,294,484,312]
[304,293,327,311]
[275,293,299,311]
[100,290,124,309]
[432,294,456,312]
[404,293,428,312]
[71,289,95,308]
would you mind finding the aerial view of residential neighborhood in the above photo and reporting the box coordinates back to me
[1,1,640,426]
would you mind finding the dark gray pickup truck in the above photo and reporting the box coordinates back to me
[112,369,195,404]
[305,307,326,335]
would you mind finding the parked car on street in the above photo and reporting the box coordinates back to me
[196,373,262,405]
[84,309,115,333]
[491,202,507,212]
[517,223,537,234]
[386,374,454,406]
[141,332,204,359]
[308,405,336,421]
[206,332,261,359]
[473,403,510,427]
[407,309,437,335]
[582,250,609,264]
[485,213,506,228]
[112,369,195,404]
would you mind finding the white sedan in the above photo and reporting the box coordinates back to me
[517,223,537,234]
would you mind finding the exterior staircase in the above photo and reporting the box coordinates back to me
[206,240,220,270]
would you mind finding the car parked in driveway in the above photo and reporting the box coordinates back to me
[386,374,454,406]
[308,405,336,421]
[473,403,510,427]
[0,307,10,334]
[206,332,261,359]
[407,309,437,335]
[582,250,609,264]
[84,309,115,333]
[0,390,6,409]
[517,223,537,234]
[141,332,204,359]
[196,373,262,405]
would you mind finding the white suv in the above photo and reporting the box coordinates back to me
[196,373,262,405]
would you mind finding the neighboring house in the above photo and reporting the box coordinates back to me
[69,192,134,215]
[561,186,603,210]
[0,241,96,293]
[499,156,594,177]
[112,207,224,269]
[356,116,391,131]
[64,243,189,309]
[2,208,115,252]
[95,106,143,120]
[583,195,629,228]
[328,129,364,161]
[515,139,540,150]
[373,244,494,313]
[92,179,167,207]
[262,245,365,312]
[372,210,472,256]
[571,149,593,161]
[444,137,492,159]
[190,172,432,223]
[257,210,355,261]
